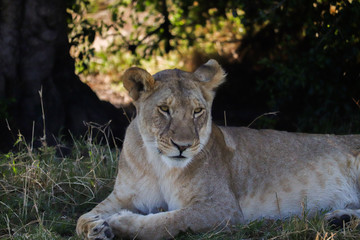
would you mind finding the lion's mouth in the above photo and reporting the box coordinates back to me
[169,155,187,160]
[158,148,188,160]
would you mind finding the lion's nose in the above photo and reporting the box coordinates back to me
[171,139,192,153]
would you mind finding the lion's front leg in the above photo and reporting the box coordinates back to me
[107,203,243,240]
[107,211,185,240]
[76,191,130,240]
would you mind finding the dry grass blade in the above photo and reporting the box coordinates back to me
[247,111,279,128]
[353,98,360,109]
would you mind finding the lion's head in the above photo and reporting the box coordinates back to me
[122,59,226,168]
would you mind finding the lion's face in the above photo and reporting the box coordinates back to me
[122,60,226,168]
[137,72,212,167]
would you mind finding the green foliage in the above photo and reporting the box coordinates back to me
[239,0,360,133]
[67,0,100,74]
[66,0,244,74]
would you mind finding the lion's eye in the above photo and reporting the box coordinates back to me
[159,105,170,114]
[194,107,203,116]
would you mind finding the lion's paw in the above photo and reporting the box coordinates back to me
[87,220,114,240]
[325,210,352,228]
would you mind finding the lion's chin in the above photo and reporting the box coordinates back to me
[161,155,193,168]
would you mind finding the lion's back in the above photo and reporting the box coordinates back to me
[220,126,360,162]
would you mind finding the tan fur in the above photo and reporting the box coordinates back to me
[77,60,360,240]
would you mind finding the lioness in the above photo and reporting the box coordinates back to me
[77,59,360,240]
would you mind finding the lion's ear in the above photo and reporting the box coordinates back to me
[122,67,155,101]
[194,59,226,91]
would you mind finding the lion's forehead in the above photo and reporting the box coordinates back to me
[153,69,196,82]
[161,92,205,108]
[153,80,206,107]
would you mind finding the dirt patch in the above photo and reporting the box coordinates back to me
[81,73,132,108]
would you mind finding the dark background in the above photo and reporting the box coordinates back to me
[0,0,359,152]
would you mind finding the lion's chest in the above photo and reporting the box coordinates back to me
[132,170,183,215]
[133,184,167,214]
[133,182,183,214]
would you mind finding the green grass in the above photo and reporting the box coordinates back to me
[1,131,360,239]
[0,129,118,240]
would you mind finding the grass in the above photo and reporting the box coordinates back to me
[1,128,360,240]
[0,126,118,240]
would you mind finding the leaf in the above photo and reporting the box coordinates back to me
[88,29,95,44]
[111,11,118,22]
